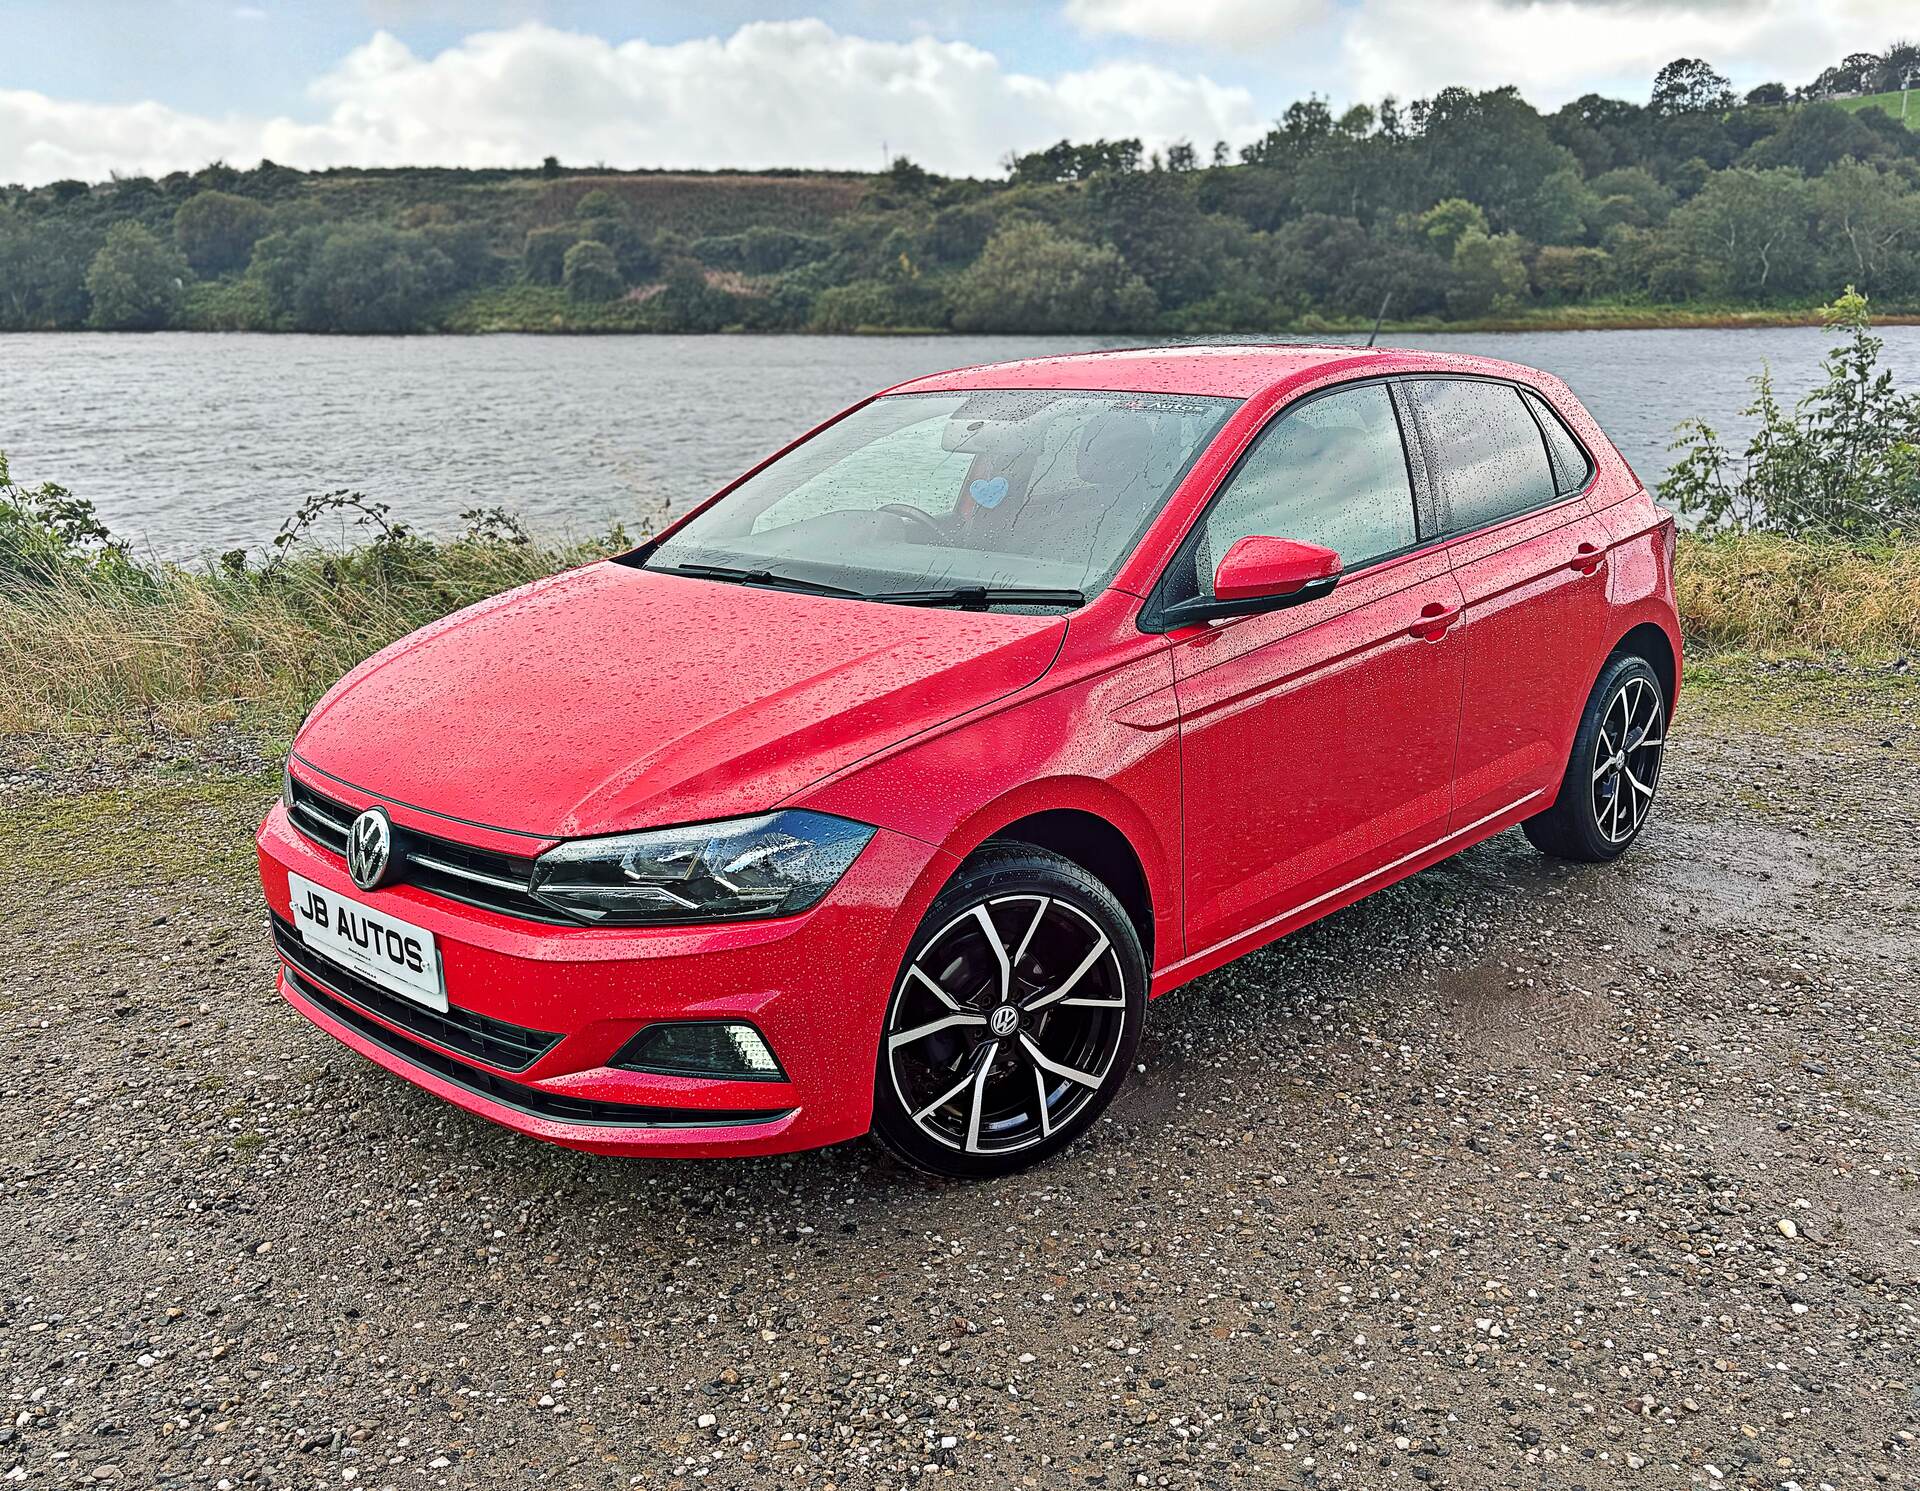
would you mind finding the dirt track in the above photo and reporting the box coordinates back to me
[3,675,1917,1489]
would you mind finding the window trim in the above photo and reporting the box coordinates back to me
[1398,373,1597,540]
[1138,376,1427,633]
[1518,385,1597,499]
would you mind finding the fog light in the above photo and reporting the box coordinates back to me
[611,1021,786,1081]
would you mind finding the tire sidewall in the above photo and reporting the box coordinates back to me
[1567,653,1664,860]
[870,846,1146,1179]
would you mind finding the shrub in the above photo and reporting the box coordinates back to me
[1662,287,1920,539]
[85,222,189,330]
[949,222,1155,333]
[562,239,623,302]
[173,190,270,276]
[522,224,580,285]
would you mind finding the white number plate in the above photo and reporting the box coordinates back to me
[288,872,447,1013]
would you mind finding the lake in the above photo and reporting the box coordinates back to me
[4,325,1915,559]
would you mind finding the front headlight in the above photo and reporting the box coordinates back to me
[528,810,876,926]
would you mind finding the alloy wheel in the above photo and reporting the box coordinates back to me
[885,894,1128,1157]
[1590,674,1665,844]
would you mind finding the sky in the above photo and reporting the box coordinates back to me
[2,0,1912,185]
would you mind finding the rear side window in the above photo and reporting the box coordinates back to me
[1522,388,1594,495]
[1174,382,1417,601]
[1407,379,1557,534]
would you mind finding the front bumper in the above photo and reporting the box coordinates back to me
[256,800,952,1158]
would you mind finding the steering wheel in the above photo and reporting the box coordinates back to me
[876,503,949,544]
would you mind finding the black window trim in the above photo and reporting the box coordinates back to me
[1138,375,1431,633]
[1399,373,1598,540]
[1517,385,1597,500]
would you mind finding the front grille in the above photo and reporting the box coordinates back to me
[281,958,792,1130]
[286,772,568,924]
[272,915,560,1073]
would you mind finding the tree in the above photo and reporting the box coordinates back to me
[1417,86,1577,232]
[1416,198,1487,255]
[290,225,450,332]
[562,238,623,302]
[523,224,580,285]
[949,221,1155,332]
[1670,167,1816,297]
[1447,229,1528,316]
[1747,103,1888,174]
[1084,169,1226,309]
[84,221,188,329]
[1744,82,1789,107]
[173,190,270,275]
[1651,58,1733,116]
[541,155,562,178]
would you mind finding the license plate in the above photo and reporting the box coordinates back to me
[287,872,447,1013]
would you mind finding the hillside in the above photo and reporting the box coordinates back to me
[1834,90,1917,128]
[6,80,1920,336]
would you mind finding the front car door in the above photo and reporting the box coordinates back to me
[1398,378,1619,832]
[1157,380,1467,962]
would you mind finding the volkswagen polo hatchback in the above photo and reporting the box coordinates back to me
[257,345,1679,1177]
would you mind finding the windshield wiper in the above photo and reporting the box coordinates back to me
[869,584,1086,610]
[658,562,867,599]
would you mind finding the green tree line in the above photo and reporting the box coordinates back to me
[4,49,1920,335]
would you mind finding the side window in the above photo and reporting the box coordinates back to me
[1521,388,1594,496]
[1407,379,1557,533]
[1184,383,1417,599]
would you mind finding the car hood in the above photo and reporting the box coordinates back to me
[294,560,1066,839]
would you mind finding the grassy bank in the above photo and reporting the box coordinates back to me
[1,519,1913,745]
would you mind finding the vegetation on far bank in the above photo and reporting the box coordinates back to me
[7,49,1920,337]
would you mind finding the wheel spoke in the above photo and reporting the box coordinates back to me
[1032,1063,1053,1138]
[971,904,1012,1004]
[1592,753,1615,782]
[888,1011,987,1051]
[912,1063,981,1125]
[963,1040,999,1152]
[1622,766,1654,798]
[906,964,969,1014]
[1020,1033,1102,1090]
[1023,932,1111,1012]
[1009,896,1049,967]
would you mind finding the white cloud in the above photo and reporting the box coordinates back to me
[1068,0,1919,105]
[0,19,1263,186]
[1064,0,1330,46]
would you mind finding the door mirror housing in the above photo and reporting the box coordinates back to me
[1158,536,1343,627]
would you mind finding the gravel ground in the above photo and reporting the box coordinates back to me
[3,681,1917,1491]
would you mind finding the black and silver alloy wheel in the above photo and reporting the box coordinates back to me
[1590,672,1665,845]
[1525,650,1669,863]
[871,844,1144,1177]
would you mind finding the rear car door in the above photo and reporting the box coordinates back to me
[1400,378,1617,832]
[1159,381,1467,959]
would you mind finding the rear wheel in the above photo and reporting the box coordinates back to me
[1524,652,1667,862]
[871,843,1144,1178]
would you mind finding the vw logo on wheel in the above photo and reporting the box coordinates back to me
[988,1004,1021,1038]
[346,806,395,890]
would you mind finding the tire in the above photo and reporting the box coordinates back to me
[1524,651,1668,863]
[871,842,1146,1179]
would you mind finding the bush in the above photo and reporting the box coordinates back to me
[949,222,1155,333]
[173,190,270,276]
[523,224,580,285]
[562,239,623,302]
[1663,287,1920,539]
[289,226,452,333]
[85,222,189,330]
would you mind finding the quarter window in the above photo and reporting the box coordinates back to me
[1407,379,1558,533]
[1522,388,1595,496]
[1176,383,1417,601]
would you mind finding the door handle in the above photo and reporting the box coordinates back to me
[1569,542,1607,575]
[1407,600,1460,641]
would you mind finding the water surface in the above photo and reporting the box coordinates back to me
[3,326,1913,558]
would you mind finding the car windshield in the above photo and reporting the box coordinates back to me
[643,390,1239,606]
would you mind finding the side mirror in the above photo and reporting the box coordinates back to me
[1212,536,1343,602]
[1156,536,1342,628]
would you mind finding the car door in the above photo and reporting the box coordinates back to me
[1160,380,1467,960]
[1399,378,1618,832]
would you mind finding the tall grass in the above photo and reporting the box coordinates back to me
[1,524,1913,741]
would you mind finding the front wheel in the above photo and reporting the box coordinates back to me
[1524,652,1668,862]
[871,843,1145,1178]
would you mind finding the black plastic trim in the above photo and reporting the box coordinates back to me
[282,965,794,1130]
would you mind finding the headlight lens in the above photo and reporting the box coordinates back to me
[528,810,875,926]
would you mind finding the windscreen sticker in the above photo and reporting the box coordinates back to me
[969,476,1010,508]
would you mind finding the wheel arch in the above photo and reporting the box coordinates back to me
[1612,619,1679,715]
[980,808,1156,969]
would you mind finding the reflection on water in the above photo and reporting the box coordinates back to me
[2,325,1913,558]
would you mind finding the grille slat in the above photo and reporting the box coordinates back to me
[285,775,571,924]
[279,955,791,1130]
[272,915,561,1073]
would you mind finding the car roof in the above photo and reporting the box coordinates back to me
[888,342,1557,402]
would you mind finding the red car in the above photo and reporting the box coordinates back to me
[257,345,1679,1177]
